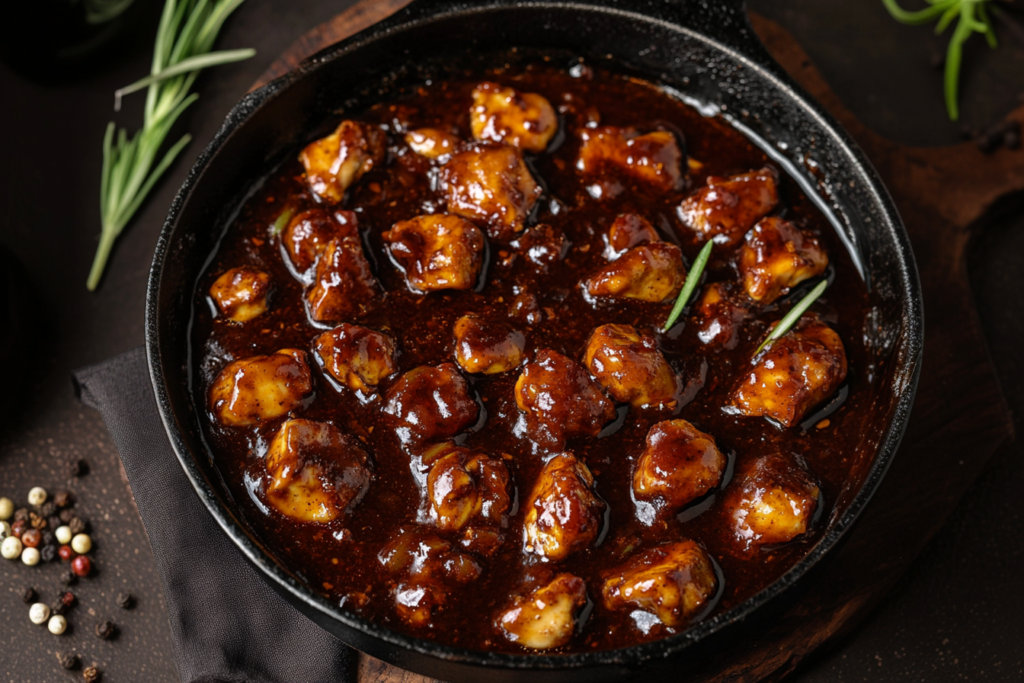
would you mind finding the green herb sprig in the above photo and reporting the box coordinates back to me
[88,0,255,290]
[882,0,999,121]
[663,240,713,332]
[756,279,829,354]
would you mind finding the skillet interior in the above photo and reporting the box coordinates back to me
[146,1,923,680]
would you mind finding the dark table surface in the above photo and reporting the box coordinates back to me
[1,1,1022,681]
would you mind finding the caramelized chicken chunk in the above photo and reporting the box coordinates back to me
[584,242,686,303]
[722,453,820,550]
[299,120,385,203]
[601,540,718,628]
[383,363,479,445]
[678,167,779,246]
[603,213,659,260]
[731,315,847,428]
[383,214,484,292]
[424,443,512,546]
[470,82,558,153]
[577,127,683,195]
[514,349,616,450]
[378,527,483,626]
[453,315,525,375]
[497,573,587,649]
[583,324,679,409]
[696,281,753,349]
[209,267,271,322]
[405,128,458,160]
[442,142,542,242]
[523,452,605,561]
[209,349,312,427]
[739,217,829,304]
[314,324,398,396]
[283,208,358,277]
[305,236,379,324]
[633,420,726,513]
[264,418,372,523]
[513,223,569,272]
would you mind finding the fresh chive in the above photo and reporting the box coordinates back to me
[756,279,829,354]
[663,240,713,332]
[271,207,296,236]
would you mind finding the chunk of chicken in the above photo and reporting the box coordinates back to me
[405,128,458,160]
[601,540,717,628]
[583,242,686,303]
[453,315,525,375]
[678,167,779,246]
[696,281,752,349]
[378,527,483,626]
[512,223,569,272]
[583,324,679,409]
[722,452,820,550]
[577,127,683,195]
[424,443,512,540]
[382,363,479,445]
[730,314,847,427]
[633,420,726,513]
[305,236,379,324]
[603,213,659,260]
[497,573,587,649]
[299,120,386,204]
[314,324,398,396]
[282,208,358,277]
[470,82,558,153]
[383,214,484,292]
[442,142,542,242]
[264,418,372,523]
[209,267,271,322]
[514,349,616,450]
[739,217,829,304]
[208,349,312,427]
[523,452,605,561]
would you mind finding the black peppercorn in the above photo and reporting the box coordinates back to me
[54,490,74,509]
[51,599,68,616]
[14,508,29,522]
[40,501,56,518]
[95,620,116,640]
[83,665,102,682]
[57,652,79,670]
[59,509,75,523]
[21,587,36,604]
[69,517,87,535]
[116,592,133,609]
[40,544,57,563]
[29,512,46,529]
[68,459,89,478]
[60,570,78,587]
[48,515,62,529]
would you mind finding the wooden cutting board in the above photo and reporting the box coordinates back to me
[252,2,1024,681]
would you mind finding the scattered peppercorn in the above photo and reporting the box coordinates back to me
[54,490,73,509]
[42,530,54,545]
[40,501,57,518]
[69,517,87,535]
[29,512,46,529]
[48,515,62,530]
[62,591,76,607]
[21,528,41,548]
[27,487,48,506]
[58,652,79,670]
[40,545,57,563]
[71,555,92,577]
[14,508,29,522]
[71,533,93,555]
[51,599,68,616]
[68,459,89,478]
[11,519,26,537]
[22,587,37,604]
[83,665,102,682]
[59,545,75,561]
[60,570,78,587]
[56,525,73,544]
[95,620,116,640]
[22,546,41,566]
[59,509,75,524]
[116,592,133,609]
[0,497,13,520]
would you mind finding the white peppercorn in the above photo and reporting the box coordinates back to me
[29,602,50,624]
[55,525,73,545]
[48,614,68,635]
[21,547,40,566]
[0,521,11,539]
[71,534,93,555]
[27,487,47,507]
[1,535,23,559]
[0,497,13,520]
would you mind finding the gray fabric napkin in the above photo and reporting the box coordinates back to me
[73,346,357,683]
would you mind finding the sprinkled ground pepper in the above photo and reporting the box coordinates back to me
[95,620,116,640]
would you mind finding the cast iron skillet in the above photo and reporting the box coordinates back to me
[146,0,924,680]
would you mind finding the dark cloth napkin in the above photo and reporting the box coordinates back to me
[73,346,357,683]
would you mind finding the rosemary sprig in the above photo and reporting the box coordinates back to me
[882,0,999,121]
[663,240,713,332]
[87,0,254,291]
[756,279,829,354]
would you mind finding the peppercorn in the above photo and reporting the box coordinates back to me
[28,487,48,507]
[48,515,62,530]
[0,521,10,539]
[59,545,75,561]
[71,555,92,577]
[1,536,22,559]
[21,528,41,548]
[95,620,116,640]
[71,533,93,554]
[51,599,68,616]
[22,587,37,603]
[83,665,102,682]
[40,501,56,518]
[11,519,26,537]
[29,602,50,624]
[48,614,68,635]
[0,497,12,520]
[69,517,87,535]
[116,592,133,609]
[57,652,79,670]
[54,490,73,509]
[14,507,29,522]
[60,570,78,587]
[68,459,89,478]
[29,512,46,529]
[59,509,75,524]
[40,545,57,563]
[22,546,41,566]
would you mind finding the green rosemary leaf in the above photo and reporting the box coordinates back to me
[756,279,829,355]
[114,49,255,110]
[663,240,713,332]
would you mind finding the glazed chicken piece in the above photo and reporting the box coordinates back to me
[603,213,659,260]
[577,126,683,195]
[314,324,398,396]
[695,281,753,349]
[383,214,485,292]
[514,349,616,450]
[405,128,459,160]
[601,540,718,628]
[441,142,542,242]
[282,208,359,277]
[305,236,379,324]
[739,217,829,304]
[633,419,726,513]
[583,242,686,303]
[470,82,558,153]
[209,349,312,427]
[382,363,479,445]
[497,573,588,649]
[522,452,605,561]
[512,223,570,272]
[583,324,679,409]
[209,267,271,322]
[722,452,820,550]
[263,418,372,523]
[378,527,483,626]
[299,120,386,204]
[453,315,525,375]
[678,167,779,246]
[731,314,847,428]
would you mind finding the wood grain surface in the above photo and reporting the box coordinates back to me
[251,3,1024,681]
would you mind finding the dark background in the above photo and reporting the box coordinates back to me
[1,0,1022,680]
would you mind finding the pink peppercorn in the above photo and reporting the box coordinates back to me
[71,555,91,577]
[58,545,74,562]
